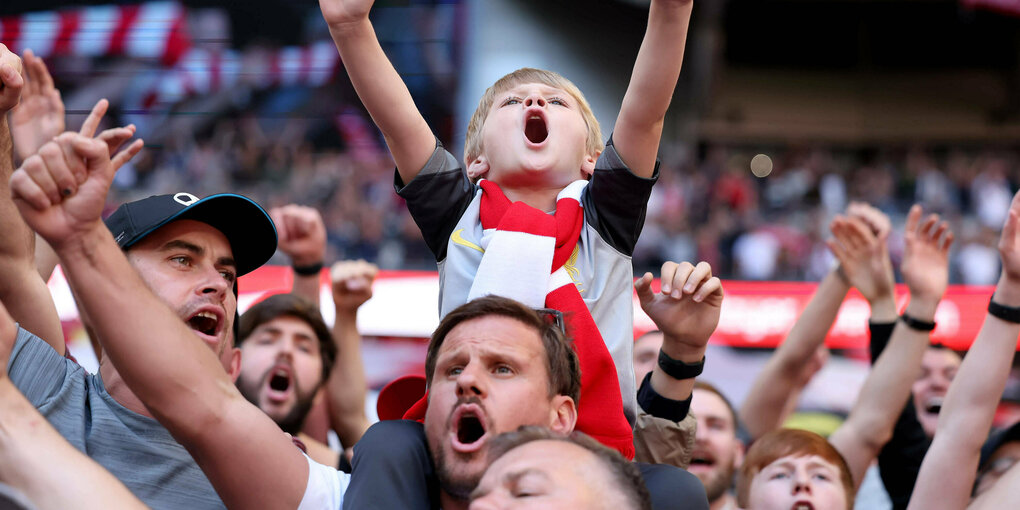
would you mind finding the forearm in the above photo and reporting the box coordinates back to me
[0,117,34,264]
[613,0,692,178]
[740,270,848,438]
[649,334,703,402]
[0,379,145,510]
[291,273,322,307]
[327,309,369,445]
[328,19,435,179]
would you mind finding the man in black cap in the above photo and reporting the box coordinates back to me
[1,89,277,510]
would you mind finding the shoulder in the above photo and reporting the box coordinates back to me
[299,453,349,510]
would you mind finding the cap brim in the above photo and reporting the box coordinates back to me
[134,193,277,276]
[377,374,427,421]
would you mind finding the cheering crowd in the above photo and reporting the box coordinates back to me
[1,0,1019,509]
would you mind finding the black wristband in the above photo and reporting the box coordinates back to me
[900,313,936,332]
[988,299,1020,324]
[292,261,324,276]
[657,350,705,380]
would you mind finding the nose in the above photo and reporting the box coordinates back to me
[455,363,486,398]
[524,95,546,108]
[792,471,812,496]
[198,266,230,301]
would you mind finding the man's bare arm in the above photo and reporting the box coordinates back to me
[326,260,376,446]
[830,205,953,490]
[612,0,693,178]
[272,204,328,306]
[320,0,436,183]
[907,193,1020,510]
[10,131,310,510]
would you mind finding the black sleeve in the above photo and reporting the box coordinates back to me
[583,136,659,256]
[636,371,692,423]
[869,320,930,510]
[636,462,709,510]
[342,420,440,510]
[394,142,476,262]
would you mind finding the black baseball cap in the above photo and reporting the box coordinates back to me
[104,192,277,276]
[979,420,1020,471]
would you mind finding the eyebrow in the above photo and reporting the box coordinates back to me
[162,240,236,269]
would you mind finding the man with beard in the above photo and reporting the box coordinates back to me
[688,382,743,510]
[234,256,375,470]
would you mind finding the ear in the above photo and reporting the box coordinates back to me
[467,156,490,180]
[227,347,242,383]
[734,439,746,468]
[548,395,578,434]
[580,150,600,178]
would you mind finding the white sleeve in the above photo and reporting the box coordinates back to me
[297,453,350,510]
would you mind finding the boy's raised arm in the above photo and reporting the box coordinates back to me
[320,0,437,183]
[612,0,693,179]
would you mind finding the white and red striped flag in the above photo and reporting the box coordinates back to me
[0,2,190,66]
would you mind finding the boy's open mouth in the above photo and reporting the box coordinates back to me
[525,114,548,144]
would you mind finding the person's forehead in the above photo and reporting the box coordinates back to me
[252,315,318,339]
[692,389,735,425]
[766,454,839,472]
[634,332,664,353]
[129,219,233,258]
[495,81,572,101]
[496,440,592,477]
[440,315,545,360]
[922,348,961,369]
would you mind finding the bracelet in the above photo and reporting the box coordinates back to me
[900,313,936,332]
[657,350,705,380]
[988,299,1020,324]
[292,261,324,276]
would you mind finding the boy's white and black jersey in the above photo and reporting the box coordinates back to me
[394,136,658,423]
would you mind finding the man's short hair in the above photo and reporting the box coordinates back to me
[237,294,336,378]
[484,426,651,510]
[423,296,581,404]
[736,428,854,509]
[694,380,739,427]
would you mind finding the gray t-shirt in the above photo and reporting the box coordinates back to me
[7,326,225,510]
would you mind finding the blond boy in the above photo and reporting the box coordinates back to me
[320,0,694,457]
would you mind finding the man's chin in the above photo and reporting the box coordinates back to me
[435,448,485,501]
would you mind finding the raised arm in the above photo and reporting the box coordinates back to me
[0,300,145,510]
[739,268,849,440]
[830,205,952,490]
[0,45,65,354]
[634,260,723,402]
[10,131,312,510]
[10,50,65,163]
[272,204,328,306]
[907,192,1020,510]
[612,0,694,178]
[319,0,436,182]
[326,259,376,447]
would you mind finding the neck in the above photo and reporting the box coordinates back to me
[99,360,153,417]
[710,493,736,510]
[500,185,560,212]
[440,490,469,510]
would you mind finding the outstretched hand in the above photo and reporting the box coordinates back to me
[0,44,24,113]
[330,259,378,313]
[901,204,953,305]
[827,215,895,304]
[319,0,375,29]
[635,261,723,351]
[271,205,327,267]
[9,100,142,249]
[10,50,65,159]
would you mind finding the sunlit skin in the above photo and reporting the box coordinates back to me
[236,316,323,425]
[467,83,597,201]
[690,388,743,507]
[424,316,575,504]
[632,331,663,386]
[468,440,622,510]
[911,347,961,438]
[746,455,848,510]
[121,220,240,376]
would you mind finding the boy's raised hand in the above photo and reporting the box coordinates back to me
[901,205,953,309]
[319,0,374,29]
[0,44,24,113]
[635,260,723,351]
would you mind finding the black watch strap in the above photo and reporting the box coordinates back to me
[657,350,705,380]
[292,261,324,276]
[989,299,1020,324]
[900,313,936,332]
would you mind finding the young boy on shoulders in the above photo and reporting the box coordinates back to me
[320,0,694,456]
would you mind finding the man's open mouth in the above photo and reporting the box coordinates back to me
[266,366,292,402]
[792,502,815,510]
[450,404,489,453]
[525,114,548,144]
[689,451,716,471]
[924,396,944,415]
[187,310,221,337]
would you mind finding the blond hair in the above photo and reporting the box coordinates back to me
[463,68,604,167]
